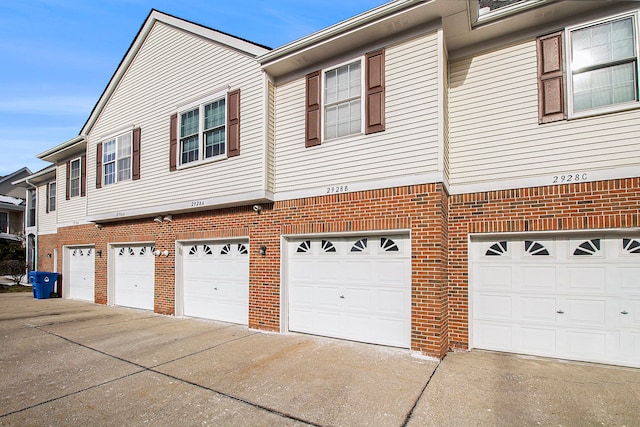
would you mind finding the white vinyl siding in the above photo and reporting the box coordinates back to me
[86,22,265,217]
[38,183,57,234]
[266,80,275,192]
[274,32,440,193]
[448,39,640,188]
[55,162,86,227]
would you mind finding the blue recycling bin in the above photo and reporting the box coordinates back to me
[28,272,58,299]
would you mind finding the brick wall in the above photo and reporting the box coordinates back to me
[43,183,449,357]
[448,178,640,349]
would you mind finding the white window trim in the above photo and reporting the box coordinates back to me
[48,181,56,212]
[566,11,640,119]
[69,157,82,198]
[102,130,133,186]
[176,89,228,170]
[320,56,366,143]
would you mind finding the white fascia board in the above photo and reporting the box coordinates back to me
[86,190,274,223]
[37,136,85,162]
[258,0,424,65]
[12,165,56,186]
[82,10,269,136]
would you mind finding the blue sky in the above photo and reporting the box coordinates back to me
[0,0,386,176]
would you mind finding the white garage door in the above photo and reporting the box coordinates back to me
[182,241,249,325]
[113,245,155,311]
[471,235,640,367]
[67,246,95,302]
[287,235,411,348]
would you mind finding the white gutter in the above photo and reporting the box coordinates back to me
[37,135,85,160]
[257,0,427,65]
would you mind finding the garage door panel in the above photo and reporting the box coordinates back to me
[475,266,512,289]
[522,267,556,290]
[566,267,606,292]
[475,294,513,319]
[472,235,640,368]
[181,241,248,325]
[474,322,513,350]
[68,247,95,302]
[288,234,411,348]
[114,245,154,311]
[619,267,640,290]
[521,297,556,322]
[520,327,557,354]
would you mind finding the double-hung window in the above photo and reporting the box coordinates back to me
[179,94,226,166]
[324,60,362,140]
[69,158,81,197]
[568,13,639,116]
[48,182,56,212]
[102,131,132,186]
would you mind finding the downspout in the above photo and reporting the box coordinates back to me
[24,178,38,271]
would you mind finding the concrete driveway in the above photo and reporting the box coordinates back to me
[1,293,638,426]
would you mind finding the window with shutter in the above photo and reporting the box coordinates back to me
[566,13,639,117]
[67,158,81,198]
[537,32,566,124]
[100,130,133,186]
[171,89,238,167]
[305,48,386,145]
[132,128,141,180]
[96,142,103,188]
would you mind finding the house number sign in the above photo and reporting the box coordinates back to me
[191,200,205,207]
[552,173,588,184]
[326,185,349,194]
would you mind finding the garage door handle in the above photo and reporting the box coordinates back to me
[621,311,628,315]
[339,295,345,299]
[214,287,218,291]
[556,310,564,314]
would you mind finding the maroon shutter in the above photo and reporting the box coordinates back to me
[46,183,50,213]
[537,32,565,124]
[305,70,321,147]
[365,49,385,134]
[227,89,240,157]
[65,160,71,200]
[96,143,103,189]
[80,155,87,196]
[132,127,141,180]
[169,113,177,171]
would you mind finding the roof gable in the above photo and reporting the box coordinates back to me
[81,9,271,136]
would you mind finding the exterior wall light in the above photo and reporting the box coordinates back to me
[96,250,102,257]
[163,215,172,222]
[259,245,267,256]
[162,250,170,257]
[153,250,161,257]
[153,216,163,223]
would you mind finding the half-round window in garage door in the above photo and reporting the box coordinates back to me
[485,241,508,256]
[350,238,367,252]
[381,237,399,252]
[238,244,248,255]
[297,240,311,253]
[623,238,640,253]
[573,239,601,256]
[524,240,550,256]
[321,240,336,253]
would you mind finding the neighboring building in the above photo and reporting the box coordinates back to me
[17,1,640,368]
[0,168,31,246]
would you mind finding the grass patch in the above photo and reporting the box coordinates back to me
[0,284,33,293]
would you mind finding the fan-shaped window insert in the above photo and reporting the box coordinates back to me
[188,246,198,255]
[351,238,368,252]
[525,241,550,256]
[220,244,231,255]
[238,244,248,255]
[573,239,600,256]
[485,241,507,256]
[86,249,92,256]
[297,240,311,253]
[128,248,135,256]
[623,238,640,254]
[321,240,336,253]
[72,249,78,257]
[139,247,147,256]
[380,237,398,252]
[118,248,126,256]
[203,245,213,255]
